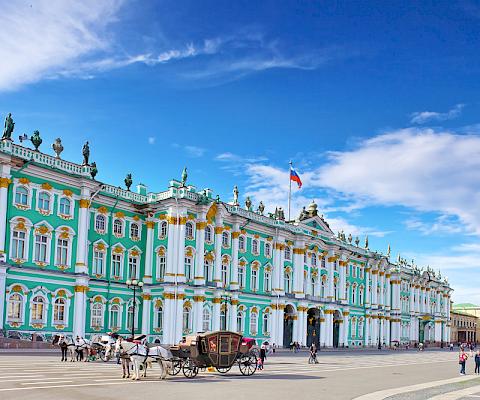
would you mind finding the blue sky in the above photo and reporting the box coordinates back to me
[2,0,480,303]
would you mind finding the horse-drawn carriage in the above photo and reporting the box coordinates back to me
[168,331,258,378]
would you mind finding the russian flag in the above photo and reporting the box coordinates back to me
[290,167,302,189]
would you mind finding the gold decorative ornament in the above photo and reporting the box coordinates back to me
[196,221,207,230]
[41,182,52,190]
[214,226,224,234]
[0,177,12,188]
[146,221,155,229]
[193,295,205,302]
[18,177,30,185]
[79,199,89,208]
[133,215,140,221]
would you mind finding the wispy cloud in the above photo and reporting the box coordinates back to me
[147,136,156,145]
[172,143,206,158]
[410,103,465,124]
[404,215,465,236]
[0,0,124,91]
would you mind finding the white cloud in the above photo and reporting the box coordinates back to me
[316,128,480,235]
[410,104,465,124]
[404,215,465,236]
[0,0,123,91]
[147,136,156,145]
[172,143,206,158]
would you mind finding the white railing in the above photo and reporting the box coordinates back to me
[1,142,92,177]
[102,184,148,203]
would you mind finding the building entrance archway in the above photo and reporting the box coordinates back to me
[283,304,295,348]
[306,308,320,347]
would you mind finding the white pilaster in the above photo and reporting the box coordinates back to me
[0,165,11,254]
[177,216,186,284]
[326,250,336,301]
[143,221,155,284]
[165,214,177,283]
[75,187,91,274]
[343,313,349,346]
[213,223,223,288]
[194,220,206,285]
[230,223,240,290]
[293,240,305,298]
[0,265,7,329]
[73,277,89,337]
[141,293,151,336]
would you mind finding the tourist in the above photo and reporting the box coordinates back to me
[459,349,468,375]
[475,350,480,374]
[309,343,318,364]
[450,343,454,351]
[260,343,267,365]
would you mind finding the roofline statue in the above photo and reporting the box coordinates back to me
[2,113,14,140]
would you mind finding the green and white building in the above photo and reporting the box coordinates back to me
[0,134,453,346]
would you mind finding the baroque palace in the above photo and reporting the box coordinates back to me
[0,117,453,347]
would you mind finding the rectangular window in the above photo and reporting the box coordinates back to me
[221,264,228,287]
[112,254,122,277]
[157,255,166,280]
[251,269,258,291]
[93,250,105,275]
[12,230,26,259]
[56,238,69,265]
[238,267,245,288]
[264,272,271,292]
[34,234,48,263]
[128,257,138,279]
[185,257,192,281]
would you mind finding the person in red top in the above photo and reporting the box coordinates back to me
[459,349,468,375]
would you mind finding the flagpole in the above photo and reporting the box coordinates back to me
[288,161,292,221]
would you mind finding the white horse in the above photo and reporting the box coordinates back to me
[52,334,76,362]
[115,338,172,380]
[74,337,92,361]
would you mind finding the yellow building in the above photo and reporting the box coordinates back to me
[453,304,480,344]
[450,310,478,344]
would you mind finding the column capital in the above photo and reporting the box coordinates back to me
[0,177,12,188]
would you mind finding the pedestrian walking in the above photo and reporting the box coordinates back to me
[459,349,468,375]
[260,343,267,366]
[450,343,454,351]
[475,350,480,374]
[309,343,318,364]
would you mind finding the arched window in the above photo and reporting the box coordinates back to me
[222,231,230,247]
[264,271,271,292]
[221,262,229,287]
[251,269,258,291]
[320,279,326,298]
[182,307,191,333]
[155,305,163,330]
[205,226,213,243]
[311,276,318,295]
[127,305,134,330]
[284,271,291,293]
[252,239,259,254]
[238,265,245,288]
[358,319,364,338]
[334,282,339,301]
[31,296,45,323]
[128,255,139,279]
[220,308,227,330]
[157,250,166,280]
[321,257,326,268]
[130,223,139,239]
[284,246,291,260]
[202,307,211,332]
[38,192,51,212]
[113,219,123,236]
[11,230,26,259]
[186,222,194,240]
[311,253,317,266]
[238,236,246,251]
[15,186,28,205]
[91,303,103,328]
[53,298,66,324]
[262,312,269,334]
[265,243,271,257]
[159,221,168,238]
[109,305,120,328]
[236,311,244,333]
[111,253,123,278]
[204,259,212,282]
[352,286,356,305]
[95,215,106,232]
[56,237,69,266]
[7,293,22,321]
[59,197,71,215]
[351,318,357,338]
[250,312,258,335]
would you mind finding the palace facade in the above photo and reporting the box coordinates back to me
[0,133,453,347]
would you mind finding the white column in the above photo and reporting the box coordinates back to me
[325,310,333,347]
[365,267,371,308]
[293,241,305,297]
[141,293,151,336]
[176,217,186,283]
[163,291,176,344]
[343,313,349,346]
[436,291,441,314]
[213,296,221,331]
[0,265,7,329]
[194,220,206,285]
[371,270,378,306]
[73,279,89,337]
[338,318,345,346]
[75,188,91,274]
[385,317,391,345]
[279,243,285,291]
[175,295,184,342]
[339,258,347,304]
[320,316,326,347]
[230,224,240,290]
[143,221,155,284]
[0,170,11,254]
[364,316,370,346]
[165,215,177,283]
[434,321,442,342]
[301,308,308,346]
[213,224,223,287]
[326,250,336,300]
[230,296,238,332]
[193,292,205,333]
[386,274,391,310]
[276,305,284,347]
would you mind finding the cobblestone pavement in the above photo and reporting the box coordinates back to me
[0,350,470,399]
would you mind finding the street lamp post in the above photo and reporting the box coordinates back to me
[126,279,144,338]
[221,293,231,331]
[378,316,382,350]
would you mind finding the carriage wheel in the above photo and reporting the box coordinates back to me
[238,354,257,376]
[182,359,199,379]
[169,360,182,376]
[216,366,231,374]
